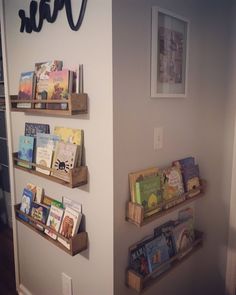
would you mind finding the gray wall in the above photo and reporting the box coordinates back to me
[113,0,232,294]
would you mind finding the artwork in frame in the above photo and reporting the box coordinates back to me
[151,7,189,98]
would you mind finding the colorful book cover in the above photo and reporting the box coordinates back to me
[135,175,162,213]
[128,167,159,203]
[53,127,83,146]
[42,195,54,207]
[51,141,79,182]
[36,133,60,150]
[145,235,170,273]
[45,205,64,240]
[47,69,72,110]
[35,146,53,175]
[25,123,50,137]
[51,200,64,208]
[172,220,195,254]
[182,165,200,197]
[161,166,184,202]
[130,244,150,277]
[19,188,35,222]
[154,221,176,258]
[58,207,82,250]
[35,60,63,108]
[30,202,49,230]
[172,157,195,170]
[17,135,34,169]
[18,71,36,108]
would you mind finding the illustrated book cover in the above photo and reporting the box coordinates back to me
[182,165,200,197]
[128,167,159,203]
[25,123,50,137]
[47,69,73,110]
[35,146,53,175]
[58,206,82,250]
[135,175,162,215]
[36,133,60,150]
[34,60,63,108]
[130,243,150,277]
[18,71,36,108]
[19,188,35,222]
[172,157,195,171]
[161,166,184,202]
[30,202,49,230]
[45,205,64,240]
[145,234,170,274]
[17,135,35,169]
[154,221,176,258]
[172,220,195,254]
[51,141,79,182]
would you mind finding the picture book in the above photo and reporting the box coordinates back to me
[128,167,159,203]
[30,202,49,230]
[62,196,82,213]
[161,166,184,203]
[19,188,35,222]
[35,146,53,175]
[130,244,150,277]
[172,157,195,171]
[35,60,63,108]
[58,206,82,250]
[182,165,200,197]
[17,71,36,108]
[154,221,176,258]
[25,123,50,137]
[42,195,54,207]
[172,220,195,254]
[25,182,37,194]
[145,234,170,273]
[135,175,162,214]
[17,135,35,169]
[45,205,64,240]
[36,133,60,150]
[51,141,79,182]
[47,69,73,110]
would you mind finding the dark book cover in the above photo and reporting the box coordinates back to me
[130,244,150,277]
[25,123,50,137]
[182,164,200,194]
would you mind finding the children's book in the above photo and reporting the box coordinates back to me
[19,188,35,222]
[25,123,50,137]
[35,60,63,108]
[135,175,162,214]
[17,71,36,108]
[128,167,159,203]
[58,206,82,250]
[30,202,49,230]
[17,136,34,169]
[182,165,200,197]
[161,166,184,203]
[42,195,54,207]
[45,205,64,240]
[35,146,53,175]
[172,157,195,170]
[62,196,82,213]
[145,234,170,274]
[154,221,176,258]
[36,133,60,150]
[47,69,73,110]
[130,244,150,277]
[51,141,79,182]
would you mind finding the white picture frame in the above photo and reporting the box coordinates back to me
[151,7,189,98]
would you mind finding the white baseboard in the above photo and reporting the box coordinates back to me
[18,284,33,295]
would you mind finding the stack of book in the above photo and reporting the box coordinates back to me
[18,184,83,250]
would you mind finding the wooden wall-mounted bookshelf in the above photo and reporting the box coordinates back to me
[126,230,203,293]
[10,93,88,116]
[13,153,88,188]
[15,204,88,256]
[126,180,206,227]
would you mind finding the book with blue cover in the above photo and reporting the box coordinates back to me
[18,135,34,168]
[145,234,170,273]
[30,202,49,230]
[25,123,50,137]
[182,165,200,197]
[130,243,150,277]
[172,157,195,170]
[18,188,35,222]
[36,133,60,149]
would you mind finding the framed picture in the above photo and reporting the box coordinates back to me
[151,7,189,98]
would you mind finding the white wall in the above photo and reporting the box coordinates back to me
[4,1,113,295]
[113,0,231,294]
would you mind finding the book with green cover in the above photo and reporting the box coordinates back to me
[135,175,162,212]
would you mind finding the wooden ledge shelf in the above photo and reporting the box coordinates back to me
[10,93,88,116]
[126,230,203,293]
[13,153,88,188]
[126,180,206,227]
[15,204,88,256]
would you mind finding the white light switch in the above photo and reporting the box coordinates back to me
[154,127,163,150]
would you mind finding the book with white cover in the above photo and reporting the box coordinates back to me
[36,146,53,175]
[62,196,82,213]
[58,206,82,250]
[45,205,64,240]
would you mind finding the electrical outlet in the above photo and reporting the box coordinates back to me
[154,127,163,150]
[62,272,73,295]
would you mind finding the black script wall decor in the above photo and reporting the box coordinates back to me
[19,0,87,33]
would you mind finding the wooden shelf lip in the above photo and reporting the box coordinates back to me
[126,180,206,227]
[126,230,203,293]
[13,152,88,188]
[14,204,88,256]
[10,93,88,116]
